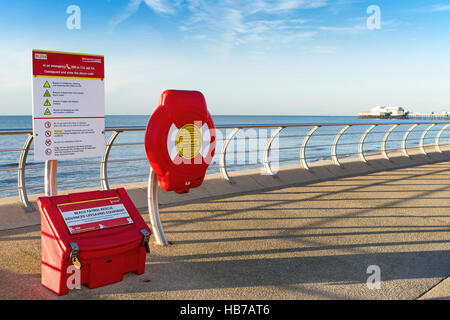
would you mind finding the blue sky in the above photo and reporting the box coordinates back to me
[0,0,449,115]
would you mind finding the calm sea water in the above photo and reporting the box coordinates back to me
[0,115,449,198]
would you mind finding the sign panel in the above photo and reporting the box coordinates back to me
[32,50,105,160]
[57,196,133,235]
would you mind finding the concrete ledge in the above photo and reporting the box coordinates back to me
[0,147,449,232]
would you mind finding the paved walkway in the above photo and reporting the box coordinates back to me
[0,161,449,299]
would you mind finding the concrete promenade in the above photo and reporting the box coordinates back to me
[0,158,449,299]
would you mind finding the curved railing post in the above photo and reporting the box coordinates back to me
[220,128,240,183]
[17,134,35,211]
[44,160,58,196]
[101,130,121,190]
[435,124,450,153]
[332,125,351,167]
[419,124,435,155]
[381,124,399,160]
[263,126,284,176]
[402,124,419,158]
[300,126,320,171]
[148,168,168,246]
[358,124,377,163]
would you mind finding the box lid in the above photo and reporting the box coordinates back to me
[38,188,150,254]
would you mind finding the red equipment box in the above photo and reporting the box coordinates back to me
[37,188,151,296]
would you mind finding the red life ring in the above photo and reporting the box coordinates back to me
[144,90,216,194]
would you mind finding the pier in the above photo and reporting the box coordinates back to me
[0,121,449,300]
[358,112,450,120]
[409,113,450,120]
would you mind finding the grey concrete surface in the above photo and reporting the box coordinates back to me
[0,160,449,300]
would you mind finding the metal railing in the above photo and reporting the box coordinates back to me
[1,121,450,213]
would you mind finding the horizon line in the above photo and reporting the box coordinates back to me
[0,114,356,117]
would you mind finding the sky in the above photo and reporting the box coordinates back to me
[0,0,449,116]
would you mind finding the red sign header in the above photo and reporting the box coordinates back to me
[32,50,104,79]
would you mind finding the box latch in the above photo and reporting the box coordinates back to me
[69,242,81,269]
[140,229,150,253]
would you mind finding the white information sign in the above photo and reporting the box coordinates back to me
[32,50,105,161]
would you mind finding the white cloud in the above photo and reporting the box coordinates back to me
[109,0,176,28]
[177,0,323,50]
[410,3,450,14]
[109,0,142,27]
[249,0,328,13]
[110,0,371,53]
[431,4,450,12]
[143,0,176,14]
[317,24,365,34]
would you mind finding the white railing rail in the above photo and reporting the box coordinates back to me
[0,121,449,213]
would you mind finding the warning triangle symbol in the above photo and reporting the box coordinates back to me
[43,90,51,97]
[44,108,51,116]
[44,99,51,107]
[43,81,51,88]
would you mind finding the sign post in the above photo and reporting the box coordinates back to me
[147,168,168,245]
[32,50,105,195]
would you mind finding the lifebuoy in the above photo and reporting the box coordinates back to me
[144,90,216,194]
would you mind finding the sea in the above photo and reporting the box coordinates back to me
[1,115,449,198]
